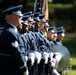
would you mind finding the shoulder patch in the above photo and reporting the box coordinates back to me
[11,41,19,47]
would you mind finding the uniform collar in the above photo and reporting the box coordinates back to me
[56,39,60,41]
[7,23,18,32]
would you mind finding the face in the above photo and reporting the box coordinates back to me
[57,34,64,41]
[6,14,22,26]
[45,26,49,31]
[47,31,54,40]
[39,22,45,30]
[35,21,40,29]
[52,34,57,41]
[31,23,35,30]
[15,15,22,25]
[22,24,29,32]
[17,24,22,32]
[28,21,32,30]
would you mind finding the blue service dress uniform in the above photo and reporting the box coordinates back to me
[21,31,38,54]
[0,23,27,75]
[36,30,56,75]
[36,30,52,52]
[54,39,63,45]
[26,31,38,75]
[33,29,48,52]
[47,39,55,46]
[21,33,31,55]
[27,31,38,51]
[33,29,51,75]
[21,31,39,75]
[38,33,54,75]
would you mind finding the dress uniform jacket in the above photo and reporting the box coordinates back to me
[0,23,27,75]
[33,29,48,52]
[27,31,38,51]
[47,39,55,46]
[37,31,52,52]
[21,33,31,55]
[54,39,63,45]
[21,31,37,55]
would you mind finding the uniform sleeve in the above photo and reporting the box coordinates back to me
[38,33,51,52]
[27,34,38,51]
[35,33,48,51]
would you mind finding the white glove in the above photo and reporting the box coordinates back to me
[23,69,29,75]
[28,52,35,66]
[49,52,54,60]
[53,69,60,75]
[24,56,28,62]
[42,52,49,64]
[51,58,56,68]
[34,51,42,64]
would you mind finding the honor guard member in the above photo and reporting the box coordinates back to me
[43,22,50,37]
[40,21,57,75]
[27,14,35,32]
[54,27,65,75]
[20,15,30,54]
[55,26,65,45]
[47,27,61,75]
[23,14,38,54]
[23,12,41,67]
[21,15,29,32]
[23,12,37,50]
[27,13,43,75]
[40,23,55,75]
[32,13,49,75]
[33,13,51,63]
[23,14,42,75]
[52,30,58,44]
[23,11,34,31]
[35,14,52,75]
[39,15,53,64]
[26,15,38,52]
[33,12,48,52]
[21,16,34,68]
[39,14,46,32]
[36,14,48,75]
[47,27,56,46]
[21,15,39,75]
[17,15,30,53]
[38,15,52,52]
[21,15,36,66]
[0,5,29,75]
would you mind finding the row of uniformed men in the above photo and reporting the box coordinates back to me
[20,11,65,75]
[18,11,65,75]
[0,5,65,75]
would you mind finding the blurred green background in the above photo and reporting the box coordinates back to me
[0,0,76,75]
[63,34,76,75]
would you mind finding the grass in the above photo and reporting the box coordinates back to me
[70,58,76,75]
[62,36,76,75]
